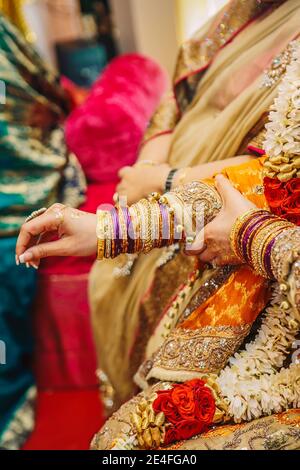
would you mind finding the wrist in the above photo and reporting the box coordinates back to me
[156,166,173,193]
[173,167,192,188]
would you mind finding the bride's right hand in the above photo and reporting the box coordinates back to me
[15,203,97,267]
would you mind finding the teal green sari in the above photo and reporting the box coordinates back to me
[0,15,85,448]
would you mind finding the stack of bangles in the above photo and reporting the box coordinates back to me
[97,193,183,260]
[230,209,294,279]
[97,182,222,260]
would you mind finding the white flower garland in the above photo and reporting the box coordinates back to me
[264,40,300,180]
[217,286,300,422]
[217,41,300,423]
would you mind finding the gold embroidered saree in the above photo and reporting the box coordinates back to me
[89,0,300,406]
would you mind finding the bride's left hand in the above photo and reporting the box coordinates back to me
[186,175,256,266]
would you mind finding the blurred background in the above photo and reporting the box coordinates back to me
[21,0,228,84]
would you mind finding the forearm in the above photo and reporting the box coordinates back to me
[137,134,173,165]
[173,155,255,187]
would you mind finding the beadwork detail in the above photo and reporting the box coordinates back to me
[260,41,297,89]
[150,325,251,375]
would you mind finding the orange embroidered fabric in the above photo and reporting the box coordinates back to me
[181,265,270,329]
[181,156,270,331]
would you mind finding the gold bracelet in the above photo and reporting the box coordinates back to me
[251,221,292,277]
[118,205,127,255]
[245,217,277,270]
[250,220,280,276]
[149,199,160,248]
[97,211,106,260]
[156,200,163,248]
[135,200,147,252]
[140,199,153,254]
[259,221,294,273]
[104,211,113,259]
[229,209,262,260]
[129,205,139,253]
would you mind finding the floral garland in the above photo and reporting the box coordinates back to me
[264,40,300,221]
[217,285,300,422]
[121,285,299,450]
[214,40,300,425]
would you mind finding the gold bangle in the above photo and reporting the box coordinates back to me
[140,199,153,254]
[151,200,161,248]
[97,211,106,260]
[135,200,147,252]
[245,217,276,269]
[104,211,113,259]
[259,221,293,273]
[130,204,141,253]
[156,201,163,248]
[251,221,292,277]
[118,205,128,254]
[230,209,268,260]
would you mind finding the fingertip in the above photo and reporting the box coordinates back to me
[19,251,33,264]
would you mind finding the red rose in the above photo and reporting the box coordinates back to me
[186,379,206,392]
[153,391,181,424]
[265,188,289,209]
[286,179,300,194]
[176,419,204,440]
[171,384,196,420]
[281,194,300,214]
[164,426,181,445]
[263,177,283,191]
[194,387,216,425]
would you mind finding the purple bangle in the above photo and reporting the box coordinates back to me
[237,210,271,258]
[242,215,273,264]
[263,236,276,279]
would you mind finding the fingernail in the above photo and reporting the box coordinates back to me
[19,254,25,264]
[19,252,33,264]
[15,254,20,266]
[26,262,30,268]
[31,263,39,270]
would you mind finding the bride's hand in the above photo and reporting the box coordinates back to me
[116,163,171,205]
[186,175,256,266]
[16,204,97,267]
